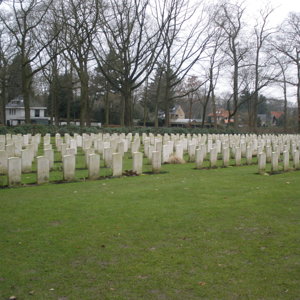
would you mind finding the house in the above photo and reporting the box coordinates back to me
[270,111,284,126]
[170,118,203,127]
[257,114,267,126]
[6,96,48,126]
[208,109,234,125]
[169,105,185,120]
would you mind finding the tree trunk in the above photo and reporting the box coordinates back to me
[143,104,147,127]
[79,84,86,127]
[86,91,91,127]
[154,100,159,128]
[50,83,55,125]
[105,92,110,126]
[23,84,31,124]
[283,78,287,132]
[124,92,132,127]
[120,96,125,126]
[121,82,132,127]
[212,89,217,128]
[79,70,90,127]
[164,93,170,127]
[201,90,211,128]
[0,80,6,125]
[233,55,239,129]
[297,58,300,133]
[67,66,73,125]
[188,96,192,125]
[201,101,209,128]
[22,70,31,124]
[163,75,171,127]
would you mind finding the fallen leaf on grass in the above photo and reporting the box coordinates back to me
[137,275,148,279]
[198,282,207,286]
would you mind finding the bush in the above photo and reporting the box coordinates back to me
[0,124,295,136]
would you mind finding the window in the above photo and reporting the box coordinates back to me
[9,109,16,115]
[35,109,40,117]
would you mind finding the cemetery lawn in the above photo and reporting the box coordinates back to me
[0,164,300,299]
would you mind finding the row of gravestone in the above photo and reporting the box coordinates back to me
[0,133,300,186]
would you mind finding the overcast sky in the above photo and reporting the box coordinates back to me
[207,0,300,103]
[245,0,300,25]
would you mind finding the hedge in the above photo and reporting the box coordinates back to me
[0,124,297,136]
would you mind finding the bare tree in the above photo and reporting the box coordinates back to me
[58,0,99,127]
[0,23,15,125]
[214,0,248,128]
[247,5,278,130]
[200,18,226,128]
[273,12,300,131]
[271,54,290,131]
[158,0,212,127]
[0,0,59,123]
[41,8,65,126]
[92,0,166,127]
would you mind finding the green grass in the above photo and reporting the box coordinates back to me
[1,161,300,299]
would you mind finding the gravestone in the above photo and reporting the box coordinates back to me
[175,144,183,160]
[132,152,143,175]
[103,147,113,168]
[152,151,161,173]
[293,150,300,169]
[44,149,54,169]
[210,147,217,168]
[258,152,266,173]
[283,151,289,171]
[8,157,22,186]
[195,148,204,169]
[112,153,122,177]
[235,147,241,166]
[88,153,100,180]
[63,155,76,181]
[37,156,49,184]
[222,147,230,167]
[0,150,8,174]
[21,149,32,173]
[271,152,279,172]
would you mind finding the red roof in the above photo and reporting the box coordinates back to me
[271,111,284,119]
[208,109,230,118]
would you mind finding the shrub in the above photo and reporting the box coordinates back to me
[0,124,295,136]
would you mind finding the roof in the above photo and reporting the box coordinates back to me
[208,109,231,118]
[6,96,46,109]
[170,118,202,124]
[270,111,284,119]
[169,105,182,113]
[6,96,24,108]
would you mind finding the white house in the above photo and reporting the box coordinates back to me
[6,96,48,126]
